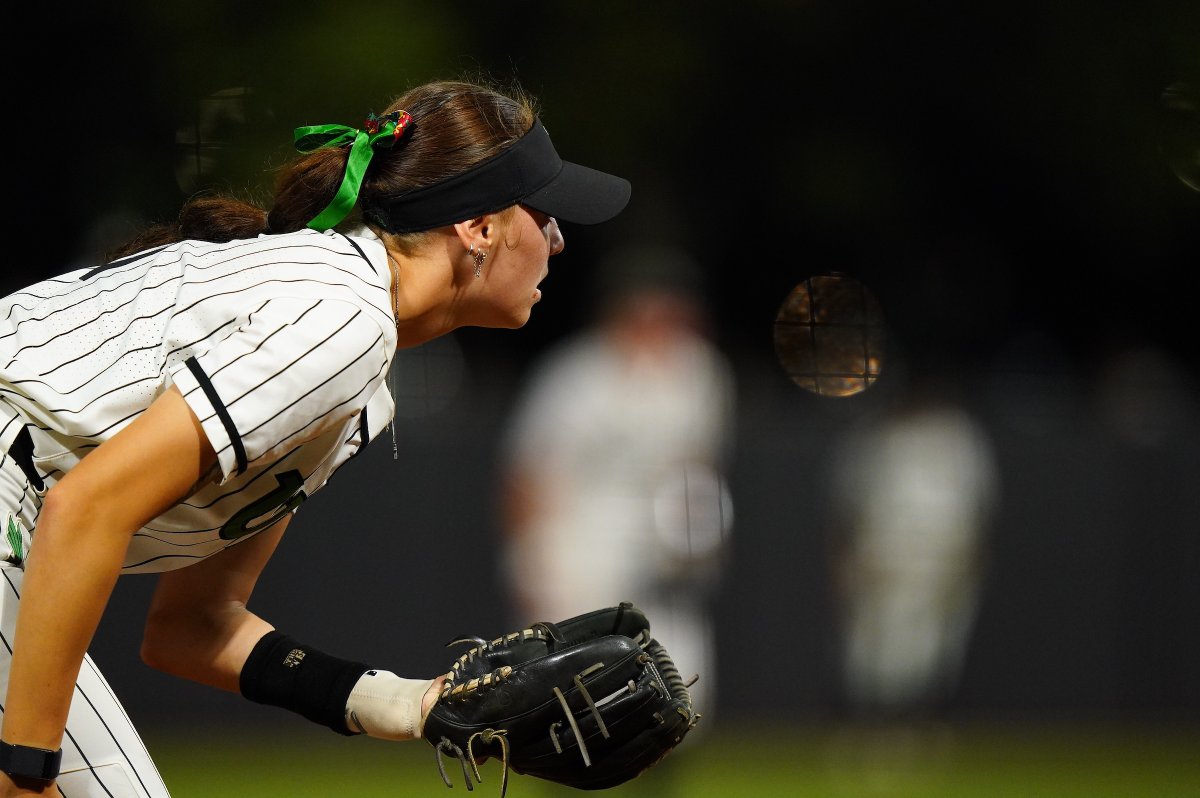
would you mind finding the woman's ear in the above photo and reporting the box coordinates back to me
[452,213,500,251]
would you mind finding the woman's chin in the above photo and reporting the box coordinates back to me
[494,310,532,330]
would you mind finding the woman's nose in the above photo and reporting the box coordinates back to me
[549,218,565,255]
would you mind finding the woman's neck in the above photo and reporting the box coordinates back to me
[386,239,469,349]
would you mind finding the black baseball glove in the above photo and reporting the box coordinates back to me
[423,602,699,795]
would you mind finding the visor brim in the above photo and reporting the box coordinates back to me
[522,161,631,225]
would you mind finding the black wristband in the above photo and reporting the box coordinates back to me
[239,630,370,736]
[0,741,62,782]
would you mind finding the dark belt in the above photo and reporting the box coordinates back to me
[7,426,44,491]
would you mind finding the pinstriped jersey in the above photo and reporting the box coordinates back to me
[0,227,397,573]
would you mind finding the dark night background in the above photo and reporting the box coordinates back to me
[7,0,1198,740]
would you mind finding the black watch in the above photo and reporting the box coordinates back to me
[0,741,63,782]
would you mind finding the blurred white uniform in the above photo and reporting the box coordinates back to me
[501,257,734,720]
[829,395,999,714]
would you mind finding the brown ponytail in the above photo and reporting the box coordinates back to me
[108,194,271,259]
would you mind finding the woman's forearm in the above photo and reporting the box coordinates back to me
[1,386,216,750]
[141,515,289,693]
[141,599,275,693]
[1,499,129,748]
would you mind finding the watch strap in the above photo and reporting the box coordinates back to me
[0,741,63,782]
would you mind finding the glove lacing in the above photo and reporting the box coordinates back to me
[445,626,557,661]
[644,640,702,730]
[433,727,510,797]
[469,729,509,797]
[434,738,474,793]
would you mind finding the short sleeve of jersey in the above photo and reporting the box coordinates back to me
[168,296,392,483]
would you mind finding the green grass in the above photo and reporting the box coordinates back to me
[148,721,1200,798]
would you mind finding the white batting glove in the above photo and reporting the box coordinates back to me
[345,670,436,740]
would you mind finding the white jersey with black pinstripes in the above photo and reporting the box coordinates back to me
[0,227,397,573]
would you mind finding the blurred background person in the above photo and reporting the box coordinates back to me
[826,375,1001,723]
[498,243,736,733]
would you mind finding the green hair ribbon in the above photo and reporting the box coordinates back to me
[294,110,413,231]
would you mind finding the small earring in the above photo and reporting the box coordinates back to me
[470,245,488,278]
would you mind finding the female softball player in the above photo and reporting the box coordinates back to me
[0,78,629,796]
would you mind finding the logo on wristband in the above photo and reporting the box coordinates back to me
[283,648,307,668]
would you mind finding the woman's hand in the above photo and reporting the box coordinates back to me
[422,674,448,721]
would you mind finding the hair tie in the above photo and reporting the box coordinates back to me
[294,110,413,231]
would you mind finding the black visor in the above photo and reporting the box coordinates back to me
[363,120,630,233]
